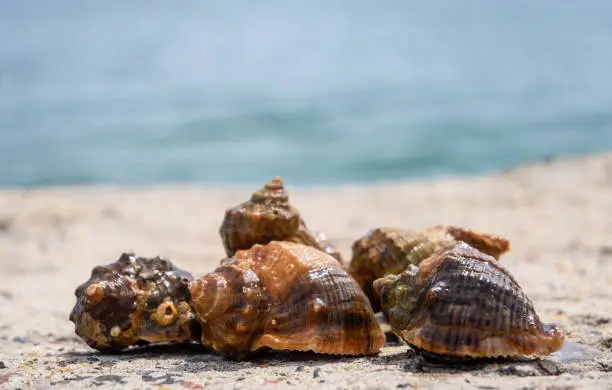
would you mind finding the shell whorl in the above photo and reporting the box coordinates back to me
[188,263,268,360]
[188,272,230,320]
[219,177,343,263]
[250,176,289,203]
[219,177,301,257]
[375,243,564,359]
[189,242,383,360]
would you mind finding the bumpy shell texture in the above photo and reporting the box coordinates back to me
[219,177,343,264]
[373,242,564,359]
[69,253,200,352]
[349,225,510,312]
[188,241,384,360]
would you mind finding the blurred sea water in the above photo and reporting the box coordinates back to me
[1,1,612,187]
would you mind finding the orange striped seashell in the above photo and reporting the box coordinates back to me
[189,241,383,360]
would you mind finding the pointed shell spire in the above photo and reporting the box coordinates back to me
[219,177,343,263]
[250,176,289,203]
[219,177,301,257]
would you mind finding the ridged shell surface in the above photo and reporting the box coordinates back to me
[373,242,564,359]
[188,241,384,360]
[219,177,343,263]
[69,253,199,352]
[349,225,510,311]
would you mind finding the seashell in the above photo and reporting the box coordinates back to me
[219,177,343,263]
[69,253,200,352]
[349,225,510,312]
[188,241,384,360]
[373,242,564,359]
[441,225,510,259]
[311,230,343,262]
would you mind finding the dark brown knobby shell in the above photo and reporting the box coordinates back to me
[219,177,343,264]
[188,241,384,360]
[349,225,510,312]
[69,253,200,352]
[373,242,564,359]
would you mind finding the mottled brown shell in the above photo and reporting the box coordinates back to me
[219,177,343,264]
[69,253,200,352]
[188,241,384,360]
[349,225,510,312]
[373,243,564,359]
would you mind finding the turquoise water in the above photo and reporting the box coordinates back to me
[1,2,612,187]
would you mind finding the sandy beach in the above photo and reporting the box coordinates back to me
[1,153,612,389]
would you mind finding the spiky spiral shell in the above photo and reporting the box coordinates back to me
[69,253,200,352]
[188,241,384,360]
[219,177,343,263]
[373,243,564,359]
[349,225,510,312]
